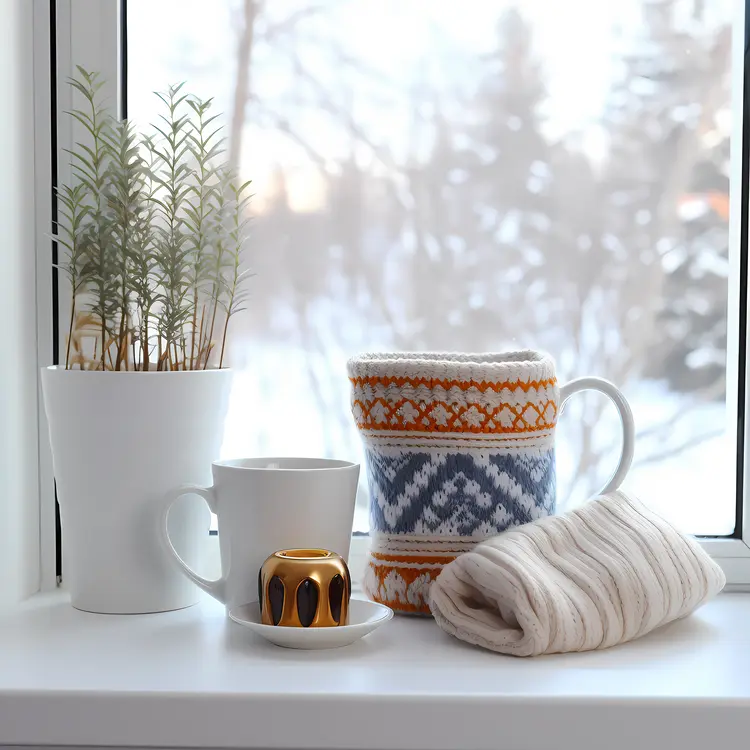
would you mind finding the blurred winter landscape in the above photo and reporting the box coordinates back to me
[129,0,738,535]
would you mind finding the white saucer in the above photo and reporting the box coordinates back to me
[228,598,394,650]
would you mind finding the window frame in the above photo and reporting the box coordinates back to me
[33,0,124,592]
[32,0,57,593]
[32,0,750,592]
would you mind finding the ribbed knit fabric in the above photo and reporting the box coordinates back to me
[348,351,559,615]
[429,490,726,656]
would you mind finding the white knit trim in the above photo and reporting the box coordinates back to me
[351,382,559,410]
[360,435,555,455]
[371,533,479,556]
[348,350,555,383]
[359,428,555,441]
[372,532,481,544]
[371,559,453,571]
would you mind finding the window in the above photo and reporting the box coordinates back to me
[40,0,750,585]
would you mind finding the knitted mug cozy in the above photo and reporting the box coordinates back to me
[348,351,560,615]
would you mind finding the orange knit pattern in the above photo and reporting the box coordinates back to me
[350,375,558,435]
[352,396,558,434]
[364,555,454,615]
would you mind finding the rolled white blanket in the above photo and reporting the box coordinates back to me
[429,490,726,656]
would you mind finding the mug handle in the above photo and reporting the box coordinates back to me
[160,485,227,604]
[559,377,635,495]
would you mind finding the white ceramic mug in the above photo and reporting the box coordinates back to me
[160,458,360,612]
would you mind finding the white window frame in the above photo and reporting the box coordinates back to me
[29,0,750,596]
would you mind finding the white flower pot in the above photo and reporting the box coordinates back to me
[41,366,233,614]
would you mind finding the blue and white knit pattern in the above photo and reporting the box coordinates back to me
[366,449,556,536]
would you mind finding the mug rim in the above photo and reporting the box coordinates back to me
[213,457,359,472]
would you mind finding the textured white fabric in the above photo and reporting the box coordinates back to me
[429,490,726,656]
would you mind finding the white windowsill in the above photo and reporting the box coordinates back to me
[0,591,749,750]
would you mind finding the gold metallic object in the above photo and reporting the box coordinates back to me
[259,548,351,627]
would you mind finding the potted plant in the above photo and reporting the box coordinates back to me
[42,69,251,613]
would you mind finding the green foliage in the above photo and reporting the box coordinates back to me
[55,68,252,370]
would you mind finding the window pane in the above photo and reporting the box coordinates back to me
[128,0,739,535]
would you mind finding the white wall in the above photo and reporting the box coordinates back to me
[0,0,41,603]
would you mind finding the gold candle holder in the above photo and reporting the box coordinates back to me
[258,549,351,627]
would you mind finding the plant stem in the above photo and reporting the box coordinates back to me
[115,302,127,370]
[122,332,129,370]
[189,302,198,369]
[101,317,107,369]
[142,313,150,371]
[219,311,230,369]
[197,304,206,368]
[204,298,219,369]
[121,327,130,370]
[87,92,111,372]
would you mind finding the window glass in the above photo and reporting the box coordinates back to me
[128,0,738,534]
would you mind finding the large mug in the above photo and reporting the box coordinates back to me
[160,458,360,613]
[347,350,635,615]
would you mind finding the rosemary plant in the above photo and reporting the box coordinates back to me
[55,67,251,371]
